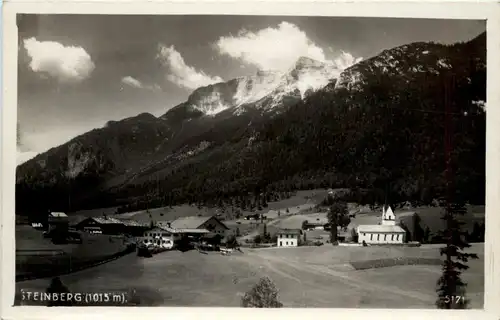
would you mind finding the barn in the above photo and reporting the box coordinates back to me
[169,215,229,237]
[47,212,69,233]
[75,217,125,235]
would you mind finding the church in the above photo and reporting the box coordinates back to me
[356,206,406,244]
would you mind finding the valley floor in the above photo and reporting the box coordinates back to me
[15,243,484,308]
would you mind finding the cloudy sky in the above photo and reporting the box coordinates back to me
[16,15,485,164]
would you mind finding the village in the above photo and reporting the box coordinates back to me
[15,189,485,308]
[22,186,485,260]
[29,193,414,257]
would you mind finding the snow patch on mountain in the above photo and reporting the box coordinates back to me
[181,55,361,116]
[192,91,232,115]
[233,70,285,105]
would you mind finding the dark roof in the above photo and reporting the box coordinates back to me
[77,217,124,226]
[117,219,149,227]
[170,215,229,230]
[82,226,102,230]
[154,224,209,234]
[170,216,212,229]
[277,228,302,235]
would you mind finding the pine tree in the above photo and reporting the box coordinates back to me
[435,200,479,309]
[328,201,348,244]
[436,71,480,309]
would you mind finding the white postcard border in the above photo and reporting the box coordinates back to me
[2,1,499,320]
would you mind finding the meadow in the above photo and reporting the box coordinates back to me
[15,243,484,308]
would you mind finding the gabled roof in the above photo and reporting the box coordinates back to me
[117,219,149,227]
[357,224,405,233]
[277,228,302,235]
[383,206,395,218]
[83,217,124,225]
[49,212,68,218]
[155,224,209,234]
[169,216,212,229]
[170,215,229,230]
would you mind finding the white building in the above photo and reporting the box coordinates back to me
[277,229,302,247]
[142,215,228,249]
[356,206,406,244]
[142,225,182,249]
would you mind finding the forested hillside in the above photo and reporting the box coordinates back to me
[15,32,486,216]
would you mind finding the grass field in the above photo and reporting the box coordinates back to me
[15,243,484,308]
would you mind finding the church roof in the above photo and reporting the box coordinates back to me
[357,224,405,233]
[382,205,395,216]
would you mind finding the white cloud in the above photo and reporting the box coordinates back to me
[121,76,143,88]
[17,150,38,165]
[121,76,161,91]
[23,37,95,83]
[333,51,363,71]
[157,44,223,90]
[215,21,362,72]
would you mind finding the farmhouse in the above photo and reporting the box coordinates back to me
[169,215,229,237]
[75,217,125,235]
[277,229,303,247]
[141,215,230,248]
[47,212,69,233]
[356,206,405,244]
[143,225,182,249]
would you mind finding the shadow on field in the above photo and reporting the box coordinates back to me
[350,257,443,270]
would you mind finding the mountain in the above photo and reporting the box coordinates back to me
[160,55,346,119]
[16,32,486,215]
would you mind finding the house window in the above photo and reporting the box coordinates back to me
[384,234,387,241]
[280,241,282,246]
[377,234,380,241]
[363,233,366,236]
[286,242,289,245]
[391,234,394,241]
[370,234,373,241]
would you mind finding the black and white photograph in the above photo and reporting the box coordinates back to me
[8,11,489,310]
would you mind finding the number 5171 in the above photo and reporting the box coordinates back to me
[444,295,465,304]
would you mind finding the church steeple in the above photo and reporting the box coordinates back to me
[381,205,396,226]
